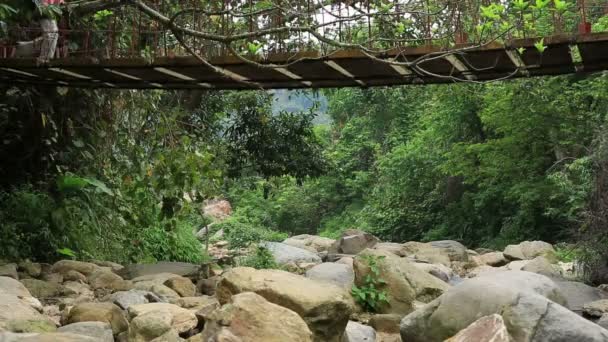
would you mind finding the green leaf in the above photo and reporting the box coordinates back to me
[57,247,76,258]
[512,0,529,11]
[534,38,547,54]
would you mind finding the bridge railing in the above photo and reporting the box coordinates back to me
[0,0,607,61]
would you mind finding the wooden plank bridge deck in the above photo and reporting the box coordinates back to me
[1,32,608,90]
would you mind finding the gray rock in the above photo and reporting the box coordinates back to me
[20,279,64,299]
[521,256,561,277]
[478,252,508,267]
[0,264,18,279]
[128,309,173,341]
[117,262,200,280]
[0,332,98,342]
[583,299,608,318]
[372,243,407,257]
[429,240,468,262]
[399,271,608,342]
[0,294,55,332]
[57,322,113,342]
[504,241,555,261]
[412,262,454,283]
[555,280,608,314]
[0,276,32,297]
[261,242,322,265]
[108,290,163,310]
[18,261,41,278]
[306,262,354,288]
[598,314,608,330]
[330,229,379,255]
[342,321,376,342]
[283,234,335,253]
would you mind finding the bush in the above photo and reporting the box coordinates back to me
[214,218,287,249]
[238,246,280,269]
[0,186,57,261]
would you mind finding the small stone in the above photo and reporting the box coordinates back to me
[342,321,376,342]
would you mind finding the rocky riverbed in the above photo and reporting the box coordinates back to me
[1,229,608,341]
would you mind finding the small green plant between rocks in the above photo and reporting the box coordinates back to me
[351,255,389,312]
[238,245,280,270]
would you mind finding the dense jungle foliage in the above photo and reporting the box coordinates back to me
[1,0,608,283]
[3,73,608,273]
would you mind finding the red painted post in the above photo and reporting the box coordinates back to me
[578,0,591,34]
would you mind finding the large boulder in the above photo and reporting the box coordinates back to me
[521,256,561,277]
[401,242,451,266]
[555,280,608,314]
[305,262,354,288]
[0,294,55,333]
[342,321,376,342]
[128,309,173,342]
[412,262,454,284]
[18,261,42,278]
[329,229,380,255]
[217,267,355,342]
[354,249,449,315]
[428,240,468,262]
[64,302,128,335]
[445,314,511,342]
[399,271,608,342]
[0,264,18,279]
[127,303,198,335]
[57,322,113,342]
[117,262,200,280]
[283,235,336,253]
[201,292,313,342]
[87,269,132,291]
[50,260,101,276]
[477,252,509,267]
[19,279,64,299]
[373,243,408,257]
[583,299,608,318]
[202,198,232,222]
[0,276,32,297]
[503,241,556,261]
[163,276,196,297]
[261,242,322,265]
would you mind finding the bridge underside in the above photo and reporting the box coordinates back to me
[1,33,608,90]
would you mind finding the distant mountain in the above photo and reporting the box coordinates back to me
[269,89,331,125]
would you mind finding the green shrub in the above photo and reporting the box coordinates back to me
[0,186,57,261]
[351,255,389,312]
[238,246,280,269]
[214,218,287,249]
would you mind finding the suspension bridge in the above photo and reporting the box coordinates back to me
[0,0,607,89]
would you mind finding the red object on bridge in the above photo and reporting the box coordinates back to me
[41,0,65,5]
[579,22,592,34]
